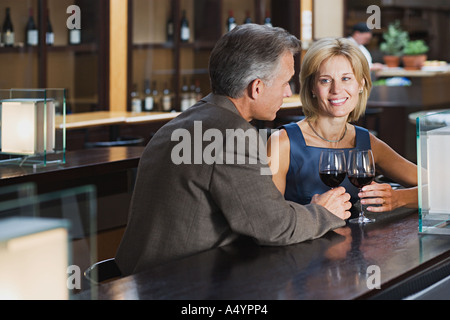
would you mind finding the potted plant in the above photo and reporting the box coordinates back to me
[402,39,429,70]
[380,21,409,68]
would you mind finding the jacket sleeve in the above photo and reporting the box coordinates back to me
[209,129,346,245]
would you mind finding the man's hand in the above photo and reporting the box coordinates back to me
[311,187,351,220]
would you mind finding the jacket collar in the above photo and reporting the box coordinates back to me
[202,93,240,117]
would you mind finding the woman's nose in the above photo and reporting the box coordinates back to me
[330,80,343,94]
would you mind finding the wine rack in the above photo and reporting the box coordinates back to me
[129,0,282,112]
[0,0,109,113]
[0,0,303,114]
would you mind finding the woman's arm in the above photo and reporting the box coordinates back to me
[360,134,418,212]
[267,129,291,195]
[371,134,417,187]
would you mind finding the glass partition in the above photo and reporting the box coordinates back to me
[417,110,450,235]
[0,183,37,219]
[0,184,97,299]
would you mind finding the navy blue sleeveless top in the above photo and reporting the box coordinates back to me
[282,123,371,205]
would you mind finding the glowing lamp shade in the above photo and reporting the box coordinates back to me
[426,126,450,213]
[1,99,55,155]
[0,217,69,300]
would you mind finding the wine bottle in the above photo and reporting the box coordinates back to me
[243,10,252,24]
[194,79,202,102]
[26,8,38,46]
[264,11,273,27]
[69,19,81,46]
[166,15,174,42]
[143,79,154,112]
[226,10,237,32]
[162,82,172,112]
[131,83,142,113]
[151,81,160,111]
[46,9,54,46]
[181,78,190,112]
[2,7,14,47]
[180,10,190,42]
[189,79,197,106]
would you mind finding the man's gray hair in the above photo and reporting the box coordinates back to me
[209,24,301,99]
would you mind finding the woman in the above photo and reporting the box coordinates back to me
[267,37,417,213]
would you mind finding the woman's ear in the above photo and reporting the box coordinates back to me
[359,78,366,92]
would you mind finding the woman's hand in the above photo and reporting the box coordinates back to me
[359,182,398,212]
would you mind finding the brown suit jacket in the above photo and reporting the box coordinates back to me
[115,93,345,275]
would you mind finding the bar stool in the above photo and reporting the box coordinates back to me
[84,258,122,284]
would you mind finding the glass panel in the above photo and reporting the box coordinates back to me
[0,88,66,167]
[0,184,97,299]
[0,183,37,219]
[417,109,450,235]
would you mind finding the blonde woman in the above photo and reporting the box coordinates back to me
[268,37,417,213]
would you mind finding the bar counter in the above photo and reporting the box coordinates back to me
[0,146,143,191]
[77,208,450,300]
[0,147,145,263]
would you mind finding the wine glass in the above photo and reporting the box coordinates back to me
[347,149,376,224]
[319,150,346,189]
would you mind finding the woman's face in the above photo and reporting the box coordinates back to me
[312,55,363,120]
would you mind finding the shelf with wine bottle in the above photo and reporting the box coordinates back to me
[0,0,109,114]
[129,0,276,112]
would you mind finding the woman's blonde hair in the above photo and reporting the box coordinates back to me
[300,37,372,122]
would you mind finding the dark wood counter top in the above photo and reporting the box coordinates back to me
[0,147,145,263]
[76,208,450,300]
[0,146,144,191]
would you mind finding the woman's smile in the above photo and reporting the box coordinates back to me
[329,97,348,106]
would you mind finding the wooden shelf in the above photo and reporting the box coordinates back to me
[133,42,175,50]
[47,43,99,53]
[0,46,38,54]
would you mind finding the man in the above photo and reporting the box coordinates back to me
[348,22,384,71]
[115,24,351,276]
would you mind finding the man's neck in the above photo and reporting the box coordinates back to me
[228,96,253,122]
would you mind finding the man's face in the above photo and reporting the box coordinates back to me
[252,52,294,121]
[353,31,372,45]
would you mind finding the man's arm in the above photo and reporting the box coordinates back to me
[209,129,349,245]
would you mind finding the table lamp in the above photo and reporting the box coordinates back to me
[1,99,55,155]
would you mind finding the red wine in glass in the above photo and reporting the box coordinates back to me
[320,170,346,188]
[347,149,376,224]
[319,150,346,189]
[348,174,375,189]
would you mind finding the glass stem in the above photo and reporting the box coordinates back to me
[359,188,365,218]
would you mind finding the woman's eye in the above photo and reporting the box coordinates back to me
[343,77,351,81]
[319,79,330,84]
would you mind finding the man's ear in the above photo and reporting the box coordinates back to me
[248,79,263,100]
